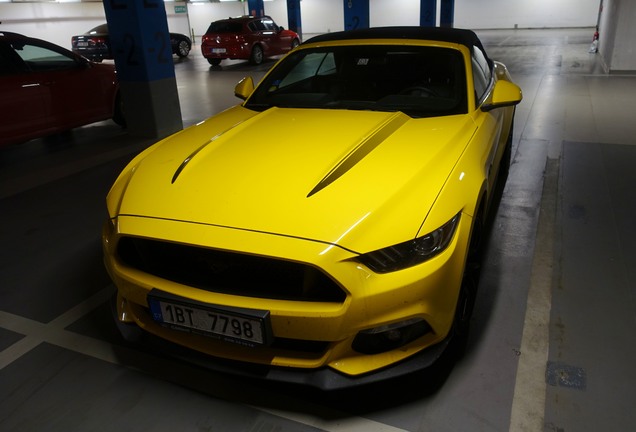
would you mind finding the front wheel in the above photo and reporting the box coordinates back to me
[112,91,126,127]
[176,40,190,58]
[452,214,484,357]
[249,45,264,65]
[453,263,479,357]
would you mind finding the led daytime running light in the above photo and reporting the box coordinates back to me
[359,213,461,273]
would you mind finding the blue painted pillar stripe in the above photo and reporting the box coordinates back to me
[420,0,437,27]
[103,0,175,82]
[440,0,455,28]
[343,0,369,31]
[247,0,265,17]
[286,0,302,35]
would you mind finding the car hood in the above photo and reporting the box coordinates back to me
[112,106,476,253]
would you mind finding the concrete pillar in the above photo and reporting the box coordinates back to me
[247,0,265,17]
[343,0,369,31]
[103,0,182,139]
[440,0,455,28]
[286,0,302,36]
[598,0,636,73]
[420,0,437,27]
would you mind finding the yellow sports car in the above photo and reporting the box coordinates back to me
[103,27,521,389]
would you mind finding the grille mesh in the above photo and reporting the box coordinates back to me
[117,237,346,303]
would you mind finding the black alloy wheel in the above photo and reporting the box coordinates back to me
[250,45,264,65]
[176,40,190,57]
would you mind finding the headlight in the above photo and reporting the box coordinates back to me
[357,213,461,273]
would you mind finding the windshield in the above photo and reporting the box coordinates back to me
[245,45,467,118]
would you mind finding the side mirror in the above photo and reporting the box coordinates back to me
[481,80,522,112]
[76,56,92,69]
[234,76,255,100]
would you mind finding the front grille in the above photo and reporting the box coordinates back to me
[117,237,346,303]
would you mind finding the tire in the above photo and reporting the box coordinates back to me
[453,262,479,357]
[207,58,222,66]
[176,39,190,58]
[291,39,300,49]
[452,212,484,357]
[249,45,264,65]
[112,91,126,127]
[500,114,514,179]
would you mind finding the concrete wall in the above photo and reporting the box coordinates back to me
[598,0,636,73]
[0,0,601,49]
[370,0,422,28]
[453,0,600,29]
[0,2,191,49]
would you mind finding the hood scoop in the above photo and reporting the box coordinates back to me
[172,120,247,184]
[307,112,409,197]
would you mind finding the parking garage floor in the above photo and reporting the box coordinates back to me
[1,28,635,432]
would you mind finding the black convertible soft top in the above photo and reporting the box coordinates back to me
[304,26,488,58]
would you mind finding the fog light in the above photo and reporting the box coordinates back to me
[352,318,432,354]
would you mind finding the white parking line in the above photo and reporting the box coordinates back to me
[508,158,558,431]
[0,285,408,432]
[257,407,410,432]
[0,285,117,370]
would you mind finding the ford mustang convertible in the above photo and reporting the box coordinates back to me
[103,27,521,390]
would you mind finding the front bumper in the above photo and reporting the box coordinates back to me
[103,212,471,386]
[112,301,453,391]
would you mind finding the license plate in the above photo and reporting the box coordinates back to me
[147,290,271,346]
[77,42,88,47]
[212,48,226,54]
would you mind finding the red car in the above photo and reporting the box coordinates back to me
[201,16,300,66]
[0,31,123,147]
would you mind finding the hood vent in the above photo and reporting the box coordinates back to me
[172,120,247,184]
[307,113,409,197]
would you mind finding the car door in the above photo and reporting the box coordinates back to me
[470,46,507,195]
[0,41,50,145]
[259,18,289,55]
[12,40,111,131]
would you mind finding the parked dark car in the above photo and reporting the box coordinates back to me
[0,31,123,147]
[201,16,300,66]
[71,24,192,62]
